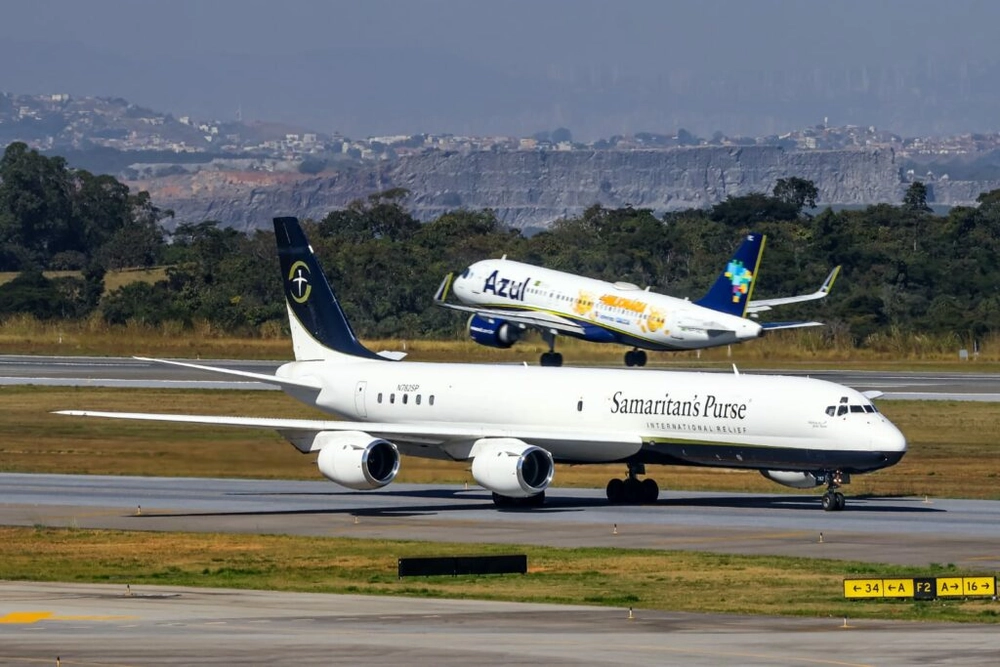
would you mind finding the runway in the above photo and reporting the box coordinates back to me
[3,474,999,569]
[4,581,998,667]
[2,354,999,399]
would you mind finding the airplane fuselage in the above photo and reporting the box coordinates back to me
[279,359,906,474]
[451,259,763,350]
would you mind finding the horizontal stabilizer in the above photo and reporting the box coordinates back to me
[133,356,321,390]
[759,321,823,330]
[748,266,841,313]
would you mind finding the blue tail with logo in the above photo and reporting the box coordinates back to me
[274,216,383,361]
[694,233,765,318]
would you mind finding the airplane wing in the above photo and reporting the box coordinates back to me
[433,273,588,336]
[747,266,841,314]
[53,410,641,452]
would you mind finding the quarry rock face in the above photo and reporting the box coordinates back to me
[126,146,983,232]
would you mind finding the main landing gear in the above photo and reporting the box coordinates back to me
[624,349,647,367]
[821,470,850,511]
[606,463,659,504]
[539,330,563,367]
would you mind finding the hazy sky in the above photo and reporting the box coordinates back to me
[3,0,1000,139]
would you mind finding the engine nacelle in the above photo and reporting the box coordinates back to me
[470,438,554,498]
[467,314,522,349]
[315,431,400,490]
[760,470,824,489]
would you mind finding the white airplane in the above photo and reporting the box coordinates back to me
[57,218,903,512]
[434,233,840,367]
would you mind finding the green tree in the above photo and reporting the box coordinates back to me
[772,177,819,212]
[903,181,932,213]
[0,142,75,267]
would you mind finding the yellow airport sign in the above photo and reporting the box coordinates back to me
[963,577,995,597]
[845,576,997,600]
[936,577,964,597]
[882,579,914,598]
[844,579,884,599]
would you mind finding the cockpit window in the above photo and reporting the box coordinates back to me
[832,401,879,417]
[461,268,471,278]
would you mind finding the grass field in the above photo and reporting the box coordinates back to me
[1,386,997,500]
[2,386,998,622]
[2,527,996,623]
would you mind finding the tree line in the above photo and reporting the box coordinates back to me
[1,142,997,346]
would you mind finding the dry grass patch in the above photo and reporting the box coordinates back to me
[1,527,996,623]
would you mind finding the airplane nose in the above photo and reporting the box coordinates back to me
[876,421,907,453]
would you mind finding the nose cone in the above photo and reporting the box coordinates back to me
[878,420,908,454]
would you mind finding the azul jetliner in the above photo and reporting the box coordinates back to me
[59,218,901,511]
[435,234,840,366]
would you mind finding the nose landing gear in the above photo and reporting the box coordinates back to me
[821,470,850,511]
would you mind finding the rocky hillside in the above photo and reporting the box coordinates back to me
[125,146,986,232]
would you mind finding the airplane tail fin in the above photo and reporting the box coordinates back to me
[694,233,765,318]
[273,216,383,361]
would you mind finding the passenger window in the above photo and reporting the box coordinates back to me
[429,395,435,406]
[416,395,422,405]
[390,393,395,404]
[837,405,847,416]
[577,400,583,412]
[378,392,383,404]
[402,394,408,405]
[825,406,835,417]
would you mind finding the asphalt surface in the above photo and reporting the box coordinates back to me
[1,354,1000,399]
[4,581,999,667]
[3,474,999,569]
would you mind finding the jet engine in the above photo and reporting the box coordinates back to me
[470,438,554,498]
[760,470,824,489]
[467,314,522,349]
[315,431,400,490]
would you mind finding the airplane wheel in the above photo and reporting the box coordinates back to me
[640,478,659,503]
[822,493,833,511]
[635,351,647,367]
[623,478,643,504]
[606,478,624,504]
[492,492,512,508]
[540,352,564,367]
[624,351,635,367]
[834,492,846,511]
